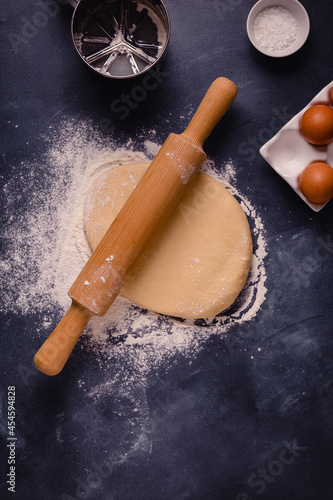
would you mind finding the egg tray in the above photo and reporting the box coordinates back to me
[260,80,333,212]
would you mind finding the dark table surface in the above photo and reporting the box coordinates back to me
[1,1,333,499]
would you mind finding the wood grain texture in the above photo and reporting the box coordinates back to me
[69,133,206,315]
[34,301,94,376]
[182,77,238,147]
[34,77,238,375]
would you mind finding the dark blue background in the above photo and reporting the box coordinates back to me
[1,1,333,499]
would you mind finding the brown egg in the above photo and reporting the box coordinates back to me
[299,162,333,204]
[300,104,333,145]
[330,87,333,106]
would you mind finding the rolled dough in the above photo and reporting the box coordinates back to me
[83,162,252,319]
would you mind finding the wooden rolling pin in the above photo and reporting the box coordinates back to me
[34,77,238,375]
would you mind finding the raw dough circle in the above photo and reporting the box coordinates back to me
[84,162,253,319]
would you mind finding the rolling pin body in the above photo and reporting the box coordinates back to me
[69,133,206,316]
[34,77,238,375]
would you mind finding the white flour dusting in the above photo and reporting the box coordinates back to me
[1,116,267,345]
[1,117,267,462]
[2,116,267,398]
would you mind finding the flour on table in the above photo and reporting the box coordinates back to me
[1,117,267,351]
[1,117,267,365]
[1,116,267,464]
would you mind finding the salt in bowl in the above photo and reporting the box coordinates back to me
[247,0,310,57]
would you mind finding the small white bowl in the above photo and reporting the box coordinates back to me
[247,0,310,57]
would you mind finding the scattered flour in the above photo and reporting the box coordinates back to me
[2,117,267,459]
[1,116,267,349]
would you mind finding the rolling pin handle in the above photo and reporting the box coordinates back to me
[34,301,94,376]
[181,77,238,148]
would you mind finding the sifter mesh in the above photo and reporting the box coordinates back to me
[73,0,169,78]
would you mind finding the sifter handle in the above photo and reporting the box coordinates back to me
[181,77,238,148]
[65,0,79,8]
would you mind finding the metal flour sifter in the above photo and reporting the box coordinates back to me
[65,0,170,81]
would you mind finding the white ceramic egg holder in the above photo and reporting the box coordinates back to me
[260,81,333,212]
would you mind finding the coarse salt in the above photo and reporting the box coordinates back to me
[253,6,298,52]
